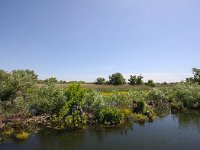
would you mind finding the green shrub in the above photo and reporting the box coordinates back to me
[98,107,122,125]
[83,91,105,114]
[128,75,144,85]
[145,80,155,87]
[58,83,87,128]
[108,73,126,85]
[148,88,168,103]
[95,77,106,85]
[30,83,66,115]
[0,69,37,101]
[173,82,200,108]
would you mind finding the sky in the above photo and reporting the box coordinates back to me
[0,0,200,82]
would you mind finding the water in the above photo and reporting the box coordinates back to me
[1,112,200,150]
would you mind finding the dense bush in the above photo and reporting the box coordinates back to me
[58,83,87,128]
[173,82,200,108]
[83,91,105,114]
[95,77,106,85]
[0,69,37,101]
[145,80,155,87]
[29,82,66,115]
[148,88,168,103]
[128,75,144,85]
[108,73,126,85]
[186,68,200,84]
[133,100,146,113]
[98,107,122,125]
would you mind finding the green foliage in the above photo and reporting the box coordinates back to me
[0,69,37,101]
[104,91,133,108]
[58,83,87,128]
[145,80,155,87]
[99,107,122,125]
[45,77,58,84]
[65,83,87,107]
[83,91,105,114]
[30,82,66,115]
[63,111,87,128]
[148,88,168,103]
[128,75,144,85]
[108,73,126,85]
[173,82,200,108]
[95,77,106,85]
[186,68,200,84]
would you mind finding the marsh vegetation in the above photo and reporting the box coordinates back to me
[0,68,200,143]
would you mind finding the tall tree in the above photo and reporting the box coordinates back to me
[108,73,126,85]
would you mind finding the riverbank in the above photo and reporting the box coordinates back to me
[1,82,200,143]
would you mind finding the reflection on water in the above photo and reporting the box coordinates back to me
[1,112,200,150]
[174,111,200,132]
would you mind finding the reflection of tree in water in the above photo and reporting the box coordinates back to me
[154,107,171,118]
[35,129,87,150]
[30,124,134,150]
[175,111,200,132]
[89,123,134,141]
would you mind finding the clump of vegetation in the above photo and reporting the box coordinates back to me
[98,107,122,125]
[133,100,146,114]
[186,68,200,84]
[128,75,144,85]
[15,131,30,140]
[108,73,126,85]
[0,69,37,102]
[54,83,88,129]
[172,82,200,109]
[95,77,106,85]
[145,80,156,87]
[132,113,147,124]
[29,79,66,115]
[2,128,14,137]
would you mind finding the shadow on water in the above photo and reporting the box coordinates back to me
[1,111,200,150]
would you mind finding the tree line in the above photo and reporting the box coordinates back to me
[95,72,156,87]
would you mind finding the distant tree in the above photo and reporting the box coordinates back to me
[95,77,106,85]
[145,80,155,87]
[163,82,167,85]
[108,73,126,85]
[45,77,58,84]
[128,75,144,85]
[186,68,200,84]
[68,81,85,84]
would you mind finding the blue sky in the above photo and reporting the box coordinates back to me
[0,0,200,82]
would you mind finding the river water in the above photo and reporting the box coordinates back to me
[1,112,200,150]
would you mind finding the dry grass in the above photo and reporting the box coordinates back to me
[37,83,175,92]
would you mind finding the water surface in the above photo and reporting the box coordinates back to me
[1,112,200,150]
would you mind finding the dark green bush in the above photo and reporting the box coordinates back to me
[95,77,106,85]
[133,100,146,113]
[108,73,126,85]
[128,75,144,85]
[145,80,155,87]
[99,107,122,125]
